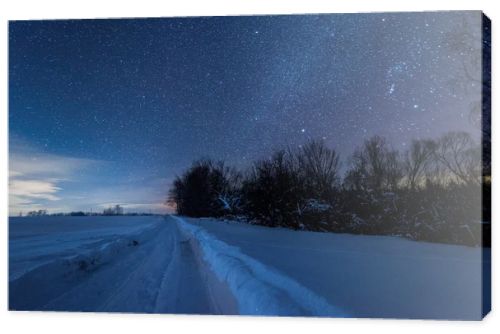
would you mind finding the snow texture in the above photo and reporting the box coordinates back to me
[8,215,488,319]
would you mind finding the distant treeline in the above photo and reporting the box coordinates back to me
[52,212,156,217]
[22,205,156,217]
[168,131,490,247]
[23,212,156,217]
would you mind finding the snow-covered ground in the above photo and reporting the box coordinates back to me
[9,216,160,281]
[9,215,489,319]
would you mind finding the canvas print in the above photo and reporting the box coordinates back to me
[8,11,491,320]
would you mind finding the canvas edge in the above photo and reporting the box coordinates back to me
[481,11,492,320]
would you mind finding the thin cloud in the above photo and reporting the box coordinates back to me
[9,139,101,215]
[10,152,97,179]
[10,179,61,201]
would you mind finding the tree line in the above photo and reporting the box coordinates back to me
[168,131,489,247]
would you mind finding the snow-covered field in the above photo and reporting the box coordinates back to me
[9,215,488,319]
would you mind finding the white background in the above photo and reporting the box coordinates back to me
[0,1,498,333]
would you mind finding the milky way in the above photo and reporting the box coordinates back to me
[8,11,483,214]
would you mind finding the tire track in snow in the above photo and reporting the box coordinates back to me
[153,218,218,314]
[95,221,176,312]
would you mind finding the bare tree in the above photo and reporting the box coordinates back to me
[296,140,341,199]
[211,161,242,212]
[242,150,304,228]
[403,139,437,190]
[435,132,481,185]
[345,136,402,192]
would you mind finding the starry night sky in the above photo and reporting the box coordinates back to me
[9,11,482,215]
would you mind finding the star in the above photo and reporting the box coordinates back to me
[388,83,395,94]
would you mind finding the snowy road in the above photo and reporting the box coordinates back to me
[9,215,488,319]
[10,216,224,314]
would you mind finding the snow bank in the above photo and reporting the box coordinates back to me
[172,215,347,317]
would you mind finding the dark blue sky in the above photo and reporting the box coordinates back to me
[9,12,482,214]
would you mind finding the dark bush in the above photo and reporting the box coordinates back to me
[168,159,241,218]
